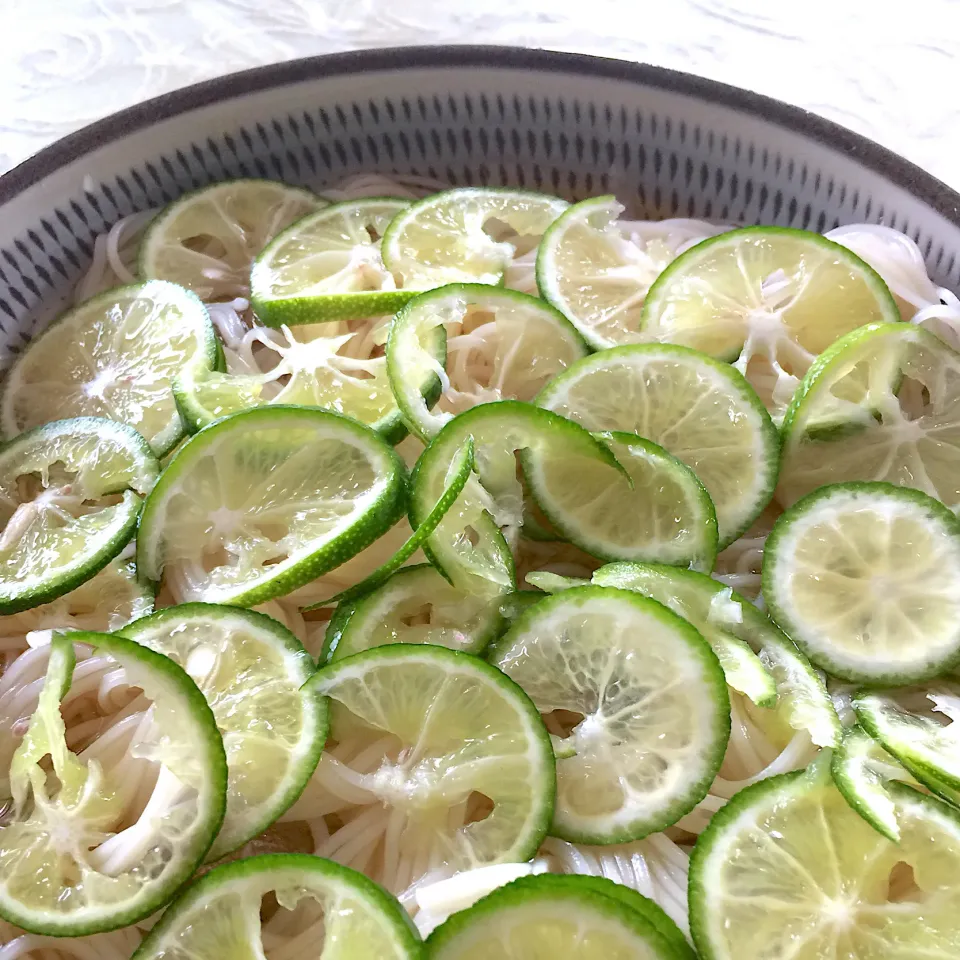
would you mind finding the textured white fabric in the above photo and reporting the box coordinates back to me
[0,1,958,187]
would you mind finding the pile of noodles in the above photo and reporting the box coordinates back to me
[3,171,958,955]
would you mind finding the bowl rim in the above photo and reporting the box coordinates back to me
[1,44,959,227]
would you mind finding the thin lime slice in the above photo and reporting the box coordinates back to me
[831,724,918,842]
[426,874,684,959]
[0,418,159,614]
[689,758,960,960]
[0,631,227,936]
[593,562,839,746]
[764,482,960,684]
[410,400,623,591]
[640,226,899,421]
[175,315,442,444]
[536,196,726,349]
[855,685,960,807]
[121,603,327,859]
[528,562,841,747]
[1,281,217,456]
[489,586,730,844]
[381,188,568,290]
[132,853,420,959]
[321,563,504,663]
[536,344,778,548]
[303,644,555,895]
[0,555,153,650]
[137,406,404,606]
[526,430,719,572]
[778,321,960,509]
[140,179,321,301]
[306,437,474,609]
[387,283,587,441]
[250,197,416,324]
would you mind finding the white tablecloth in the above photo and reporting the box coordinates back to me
[2,0,959,190]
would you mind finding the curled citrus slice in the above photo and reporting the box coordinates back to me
[0,631,226,935]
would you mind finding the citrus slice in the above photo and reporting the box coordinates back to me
[321,563,505,663]
[0,418,159,614]
[0,554,153,652]
[763,482,960,684]
[831,724,918,842]
[689,758,960,960]
[132,853,421,959]
[777,321,960,509]
[640,226,899,421]
[536,196,726,349]
[488,585,730,844]
[0,631,227,935]
[526,431,719,572]
[174,314,443,444]
[536,344,779,548]
[139,179,321,300]
[590,562,841,747]
[854,684,960,808]
[306,437,474,608]
[387,284,587,441]
[409,400,623,591]
[426,873,685,959]
[303,643,555,895]
[137,406,404,606]
[1,281,217,456]
[527,562,841,748]
[381,188,568,290]
[250,197,415,323]
[121,603,328,859]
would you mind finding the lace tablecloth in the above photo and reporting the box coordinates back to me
[2,0,959,189]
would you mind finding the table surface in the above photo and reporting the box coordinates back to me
[2,1,959,191]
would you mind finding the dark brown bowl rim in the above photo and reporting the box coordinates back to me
[1,44,958,226]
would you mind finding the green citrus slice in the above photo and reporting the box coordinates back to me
[249,197,416,323]
[778,321,960,509]
[536,344,778,548]
[137,406,404,606]
[387,284,587,441]
[764,482,960,684]
[528,563,840,751]
[132,853,421,959]
[426,874,686,959]
[1,281,217,456]
[0,631,227,935]
[121,603,327,859]
[689,758,960,960]
[640,226,899,421]
[321,563,505,663]
[302,643,555,895]
[488,586,730,844]
[526,431,719,572]
[0,418,158,614]
[139,179,321,301]
[535,195,726,349]
[854,684,960,809]
[381,188,568,289]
